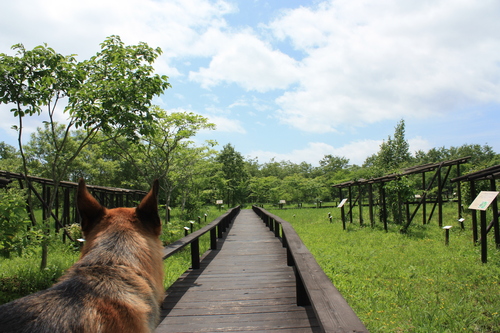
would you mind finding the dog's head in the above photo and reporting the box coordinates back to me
[76,179,161,240]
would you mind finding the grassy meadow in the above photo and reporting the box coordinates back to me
[269,203,500,333]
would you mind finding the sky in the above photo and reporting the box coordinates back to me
[1,0,499,166]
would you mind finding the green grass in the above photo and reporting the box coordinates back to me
[270,204,500,333]
[0,242,79,304]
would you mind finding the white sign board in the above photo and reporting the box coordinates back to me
[279,200,286,204]
[338,198,348,208]
[469,191,499,211]
[216,200,223,205]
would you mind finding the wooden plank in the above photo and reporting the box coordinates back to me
[155,210,320,333]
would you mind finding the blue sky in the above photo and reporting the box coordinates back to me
[1,0,499,166]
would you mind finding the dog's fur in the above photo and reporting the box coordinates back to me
[0,179,164,333]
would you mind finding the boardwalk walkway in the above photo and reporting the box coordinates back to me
[155,209,321,332]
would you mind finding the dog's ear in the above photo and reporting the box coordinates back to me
[136,179,161,234]
[77,178,105,234]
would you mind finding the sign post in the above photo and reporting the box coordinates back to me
[338,199,348,230]
[469,191,499,263]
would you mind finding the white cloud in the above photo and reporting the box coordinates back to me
[269,0,500,132]
[0,0,235,67]
[248,135,432,166]
[204,115,246,134]
[189,30,300,92]
[408,136,432,155]
[249,140,382,166]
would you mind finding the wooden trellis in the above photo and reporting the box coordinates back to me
[451,165,500,248]
[332,157,470,232]
[0,171,147,241]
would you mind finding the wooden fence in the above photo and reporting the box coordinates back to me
[0,171,148,241]
[162,206,241,267]
[252,205,368,333]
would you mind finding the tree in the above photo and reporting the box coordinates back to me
[0,142,20,171]
[372,119,411,172]
[319,155,349,175]
[107,107,216,217]
[215,144,248,206]
[248,176,281,205]
[0,36,170,267]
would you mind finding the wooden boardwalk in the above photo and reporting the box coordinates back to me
[155,209,321,332]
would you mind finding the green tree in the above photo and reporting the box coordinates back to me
[0,187,34,258]
[372,119,411,172]
[248,176,282,205]
[319,155,349,178]
[108,107,216,215]
[0,142,20,171]
[215,144,248,206]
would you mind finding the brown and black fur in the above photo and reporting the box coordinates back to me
[0,179,164,333]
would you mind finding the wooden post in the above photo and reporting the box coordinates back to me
[470,181,478,244]
[358,184,363,226]
[217,223,223,238]
[348,186,353,223]
[490,179,500,248]
[480,210,487,263]
[210,228,217,250]
[368,183,374,227]
[55,186,60,232]
[457,164,462,219]
[422,172,427,224]
[443,226,452,246]
[191,238,200,269]
[381,184,388,232]
[437,166,443,227]
[294,267,310,306]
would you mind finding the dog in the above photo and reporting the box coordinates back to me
[0,179,164,333]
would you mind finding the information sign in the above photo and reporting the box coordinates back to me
[338,198,348,208]
[469,191,499,211]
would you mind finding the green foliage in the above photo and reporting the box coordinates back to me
[0,35,172,269]
[273,206,500,332]
[215,144,249,206]
[373,119,412,172]
[69,36,171,139]
[0,43,79,118]
[0,142,21,172]
[0,187,33,257]
[0,240,78,304]
[384,176,414,224]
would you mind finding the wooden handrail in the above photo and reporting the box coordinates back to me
[162,206,241,269]
[252,205,368,333]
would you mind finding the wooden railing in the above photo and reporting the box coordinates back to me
[252,205,368,333]
[162,206,241,268]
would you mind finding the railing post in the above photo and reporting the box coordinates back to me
[294,266,310,306]
[210,228,217,250]
[191,238,200,269]
[269,217,274,232]
[274,221,280,237]
[221,217,227,233]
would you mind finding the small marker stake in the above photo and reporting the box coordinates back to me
[443,226,452,246]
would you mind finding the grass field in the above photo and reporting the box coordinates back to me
[269,203,500,333]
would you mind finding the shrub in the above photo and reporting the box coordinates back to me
[0,187,32,257]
